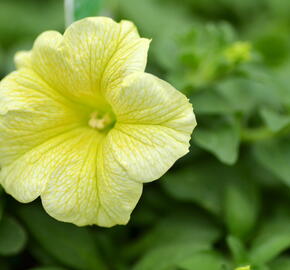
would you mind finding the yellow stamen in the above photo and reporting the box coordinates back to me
[88,112,112,130]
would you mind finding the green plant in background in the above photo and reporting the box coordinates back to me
[0,0,290,269]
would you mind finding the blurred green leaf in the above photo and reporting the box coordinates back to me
[0,0,64,47]
[224,178,260,239]
[18,205,106,270]
[127,213,221,258]
[270,257,290,270]
[191,88,234,115]
[0,190,4,222]
[0,215,27,256]
[260,108,290,132]
[162,160,234,216]
[272,62,290,108]
[217,66,285,114]
[250,215,290,265]
[227,235,248,265]
[254,32,290,67]
[185,0,265,23]
[118,0,193,69]
[74,0,103,21]
[177,251,229,270]
[254,138,290,186]
[217,78,261,113]
[169,22,238,90]
[0,258,9,270]
[29,267,67,270]
[193,118,240,165]
[133,243,210,270]
[0,0,64,73]
[29,241,60,266]
[252,266,270,270]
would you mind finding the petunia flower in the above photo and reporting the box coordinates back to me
[0,17,196,227]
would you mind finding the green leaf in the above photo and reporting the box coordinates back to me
[0,0,63,48]
[193,118,240,165]
[29,267,67,270]
[0,216,27,256]
[0,203,4,222]
[29,241,59,266]
[168,22,238,90]
[260,108,290,132]
[0,189,5,222]
[254,32,289,67]
[177,251,229,270]
[217,78,259,113]
[272,62,290,108]
[18,205,106,270]
[250,216,290,265]
[191,88,234,115]
[227,235,248,264]
[254,138,290,186]
[191,73,280,115]
[0,258,9,270]
[251,266,270,270]
[217,70,283,114]
[127,213,221,258]
[224,178,260,239]
[270,257,290,270]
[133,243,210,270]
[74,0,103,21]
[162,160,234,216]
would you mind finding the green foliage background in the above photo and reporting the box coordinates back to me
[1,0,290,269]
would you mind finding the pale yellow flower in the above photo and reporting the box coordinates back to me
[0,17,196,226]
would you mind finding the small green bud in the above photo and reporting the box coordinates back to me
[224,41,252,64]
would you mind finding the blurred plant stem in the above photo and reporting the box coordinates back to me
[64,0,103,27]
[241,127,274,142]
[65,0,74,27]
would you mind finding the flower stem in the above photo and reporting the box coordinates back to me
[64,0,74,27]
[241,126,274,142]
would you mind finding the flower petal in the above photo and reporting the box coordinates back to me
[92,73,196,225]
[95,139,143,226]
[28,17,150,107]
[92,117,192,225]
[0,68,80,114]
[20,126,141,227]
[14,51,32,69]
[105,72,196,182]
[39,128,107,226]
[103,123,192,183]
[0,69,84,167]
[0,128,98,204]
[106,72,196,133]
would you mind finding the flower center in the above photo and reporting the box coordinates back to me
[88,111,114,131]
